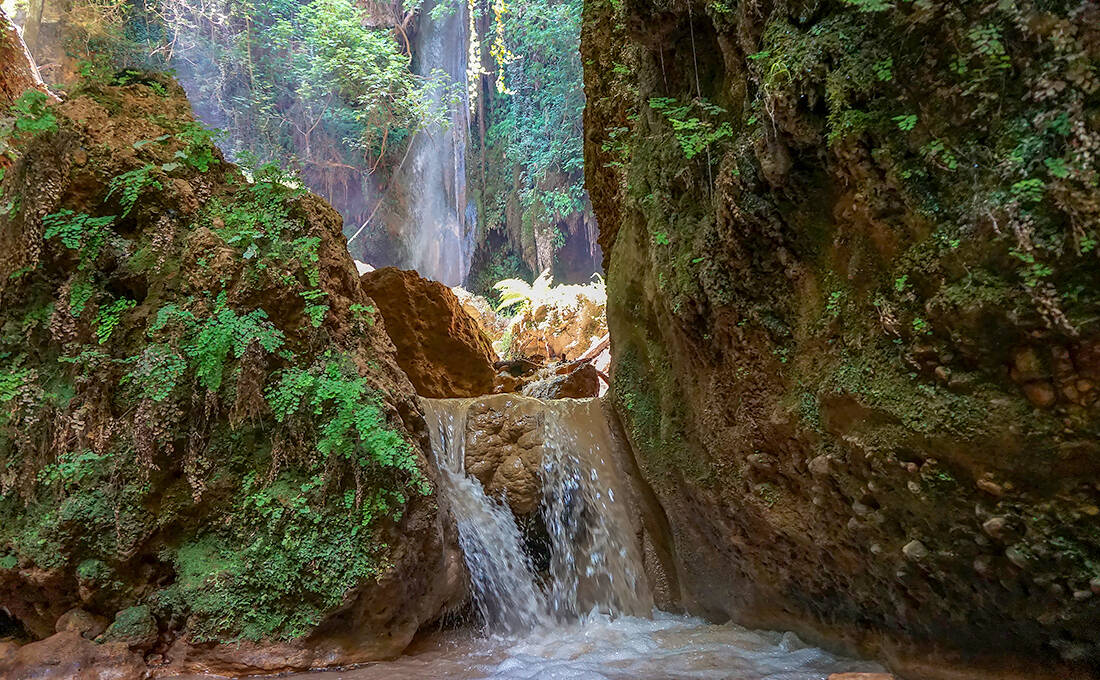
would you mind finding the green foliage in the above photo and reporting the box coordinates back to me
[648,97,734,160]
[266,357,424,482]
[482,0,588,259]
[42,210,115,261]
[153,293,285,392]
[94,298,136,343]
[106,164,163,216]
[841,0,893,11]
[493,269,554,314]
[4,90,57,144]
[174,122,220,172]
[37,450,109,491]
[42,210,117,315]
[160,465,404,641]
[893,114,918,131]
[121,344,188,402]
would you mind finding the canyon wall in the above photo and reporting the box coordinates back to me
[583,0,1100,676]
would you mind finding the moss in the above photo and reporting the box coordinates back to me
[0,78,430,644]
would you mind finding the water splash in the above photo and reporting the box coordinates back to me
[540,399,652,620]
[423,399,548,633]
[421,396,651,633]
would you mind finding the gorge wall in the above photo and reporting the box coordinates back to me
[582,0,1100,676]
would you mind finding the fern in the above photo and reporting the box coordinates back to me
[266,358,425,486]
[154,293,285,392]
[493,269,554,314]
[7,90,57,142]
[121,344,188,402]
[106,165,162,217]
[42,210,115,262]
[94,298,136,343]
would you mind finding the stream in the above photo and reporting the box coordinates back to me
[284,398,881,680]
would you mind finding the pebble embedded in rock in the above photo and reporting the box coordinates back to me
[1005,546,1029,570]
[981,516,1008,540]
[902,540,929,561]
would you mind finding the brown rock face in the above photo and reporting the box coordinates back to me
[522,362,601,400]
[583,0,1100,677]
[362,267,497,398]
[0,631,148,680]
[0,8,52,108]
[464,397,546,515]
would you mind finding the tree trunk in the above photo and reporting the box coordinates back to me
[0,8,52,108]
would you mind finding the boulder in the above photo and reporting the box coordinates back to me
[362,267,497,398]
[522,362,600,399]
[0,631,148,680]
[54,608,107,640]
[464,398,546,514]
[97,605,156,649]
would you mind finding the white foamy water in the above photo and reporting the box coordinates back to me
[424,399,549,633]
[269,612,882,680]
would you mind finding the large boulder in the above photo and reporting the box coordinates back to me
[362,267,497,398]
[0,74,463,674]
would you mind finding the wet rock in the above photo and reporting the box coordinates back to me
[521,362,600,399]
[1005,546,1030,570]
[464,398,546,514]
[0,631,148,679]
[902,540,929,561]
[808,455,831,476]
[98,605,157,649]
[827,674,895,680]
[981,516,1009,541]
[55,608,107,639]
[976,477,1005,497]
[1011,346,1047,383]
[361,267,497,397]
[1022,381,1057,409]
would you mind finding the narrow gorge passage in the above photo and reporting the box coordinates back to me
[182,396,882,680]
[1,0,1098,678]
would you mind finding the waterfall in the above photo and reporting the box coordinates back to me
[421,396,651,634]
[540,399,653,620]
[424,398,548,633]
[400,0,476,287]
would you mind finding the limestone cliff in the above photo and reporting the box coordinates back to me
[583,0,1100,676]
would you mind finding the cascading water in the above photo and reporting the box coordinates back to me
[171,396,885,679]
[399,0,476,287]
[423,399,548,633]
[539,399,653,620]
[422,396,651,632]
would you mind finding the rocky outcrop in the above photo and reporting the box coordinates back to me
[584,0,1100,677]
[0,8,51,108]
[464,397,547,515]
[522,361,601,400]
[0,74,463,675]
[362,267,497,398]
